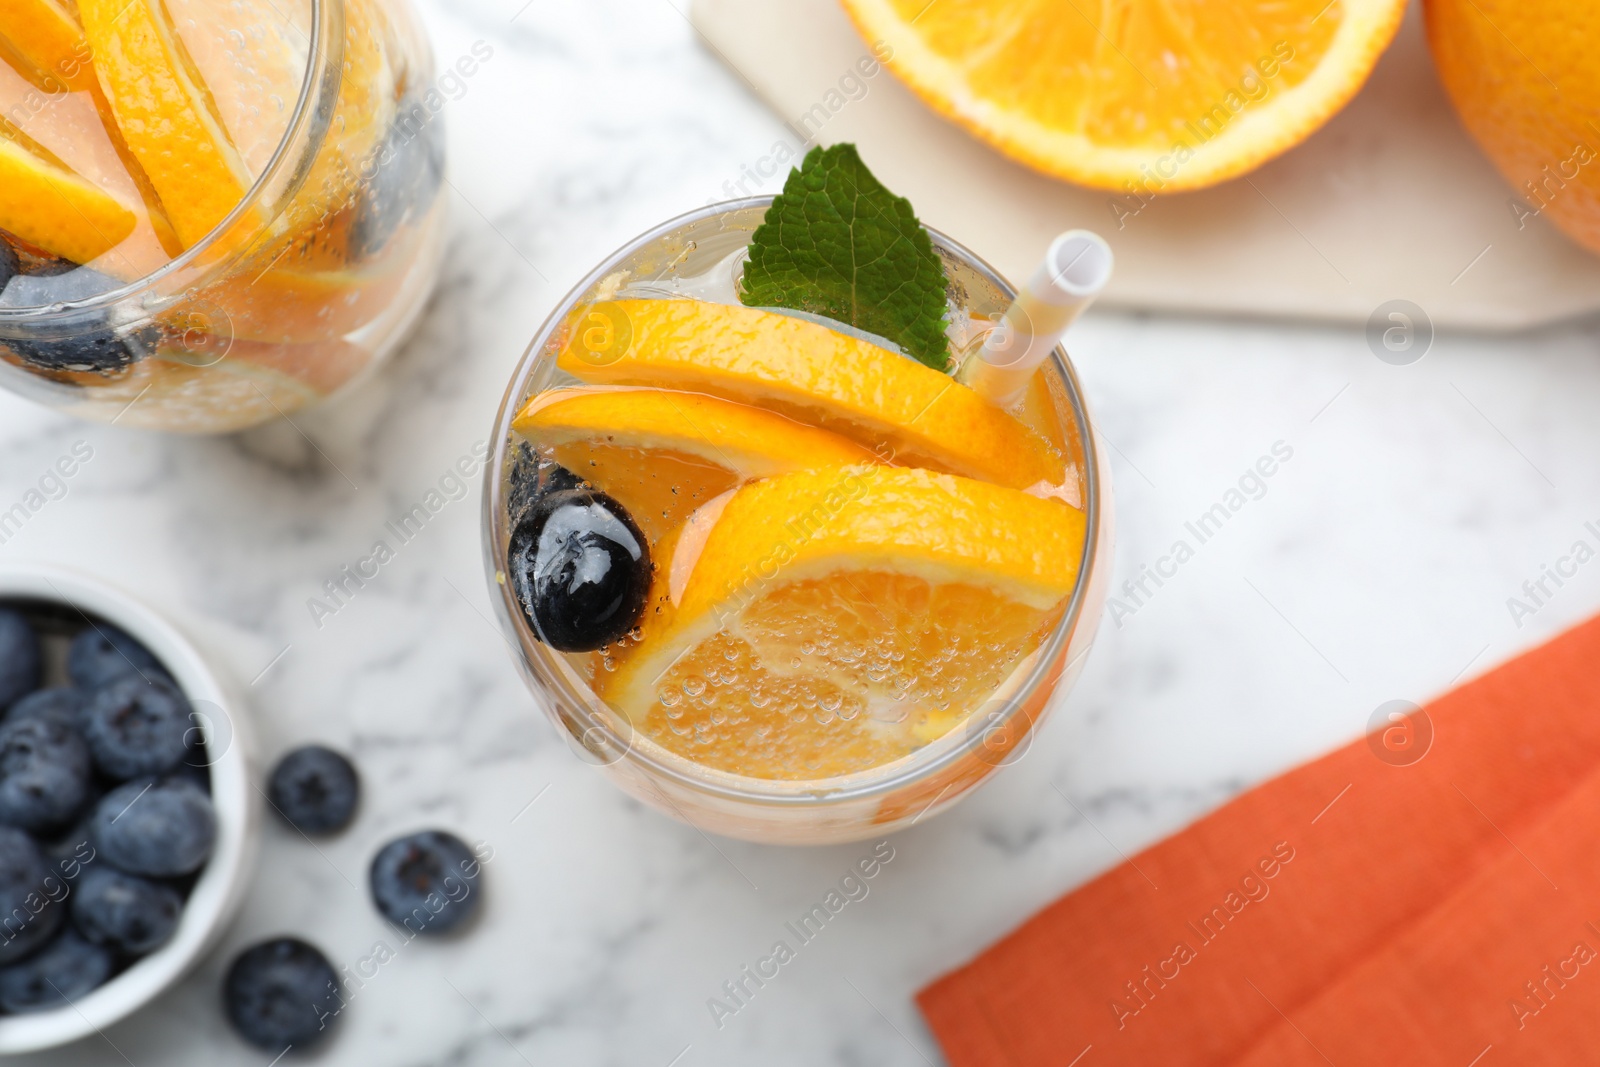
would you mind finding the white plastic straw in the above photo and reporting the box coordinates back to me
[963,230,1113,407]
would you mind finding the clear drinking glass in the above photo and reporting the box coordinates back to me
[482,198,1113,845]
[0,0,444,433]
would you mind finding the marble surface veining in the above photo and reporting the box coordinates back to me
[4,1,1600,1063]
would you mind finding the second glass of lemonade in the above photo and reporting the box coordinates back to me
[484,198,1111,844]
[0,0,444,432]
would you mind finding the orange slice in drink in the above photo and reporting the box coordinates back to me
[200,0,395,339]
[78,0,255,249]
[840,0,1406,191]
[514,387,880,540]
[0,135,136,264]
[556,299,1064,492]
[600,465,1086,779]
[163,0,311,176]
[285,0,393,237]
[0,0,94,91]
[0,57,176,277]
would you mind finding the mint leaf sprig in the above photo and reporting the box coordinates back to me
[739,144,952,372]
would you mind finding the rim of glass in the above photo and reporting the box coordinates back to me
[485,195,1103,807]
[0,0,331,319]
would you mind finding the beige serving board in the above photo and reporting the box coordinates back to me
[690,0,1600,330]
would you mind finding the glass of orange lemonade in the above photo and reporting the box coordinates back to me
[0,0,445,432]
[484,171,1110,844]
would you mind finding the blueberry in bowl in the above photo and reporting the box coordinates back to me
[90,777,216,878]
[0,567,253,1055]
[67,624,173,689]
[0,609,40,710]
[0,716,91,833]
[0,828,65,965]
[0,931,115,1014]
[71,866,183,956]
[81,675,194,780]
[4,687,87,729]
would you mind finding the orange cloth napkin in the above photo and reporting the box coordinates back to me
[919,616,1600,1066]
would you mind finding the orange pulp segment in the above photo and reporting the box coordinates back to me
[600,465,1087,779]
[0,0,93,91]
[840,0,1407,191]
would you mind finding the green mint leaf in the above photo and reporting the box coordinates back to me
[740,144,952,372]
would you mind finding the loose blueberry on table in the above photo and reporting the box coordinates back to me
[1,600,491,1038]
[267,745,360,835]
[223,938,343,1052]
[0,604,214,1016]
[369,829,483,934]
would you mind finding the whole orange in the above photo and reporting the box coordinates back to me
[1426,0,1600,252]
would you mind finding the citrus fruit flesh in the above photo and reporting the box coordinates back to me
[0,135,136,264]
[0,0,93,91]
[555,299,1065,492]
[840,0,1407,191]
[595,466,1087,779]
[1425,0,1600,254]
[514,386,880,541]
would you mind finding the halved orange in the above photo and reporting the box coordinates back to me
[78,0,255,248]
[514,386,880,540]
[841,0,1407,191]
[555,299,1065,492]
[601,465,1086,779]
[0,135,136,264]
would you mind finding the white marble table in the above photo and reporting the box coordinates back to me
[6,1,1600,1063]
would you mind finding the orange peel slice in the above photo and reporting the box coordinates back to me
[556,299,1065,491]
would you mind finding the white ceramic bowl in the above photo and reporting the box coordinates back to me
[0,563,258,1054]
